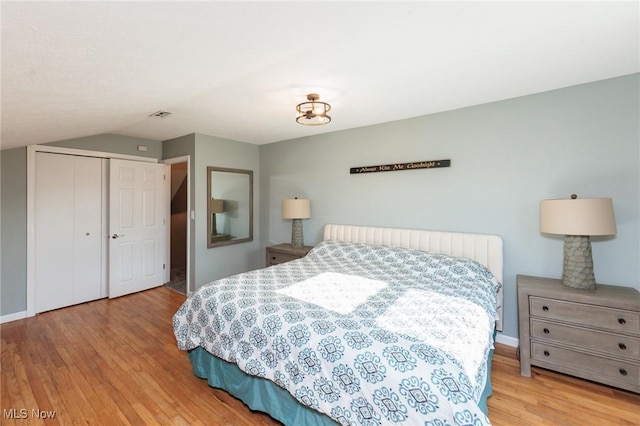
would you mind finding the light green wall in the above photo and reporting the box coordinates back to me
[194,134,261,288]
[259,74,640,340]
[1,148,28,316]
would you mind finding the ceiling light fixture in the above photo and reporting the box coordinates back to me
[296,93,331,126]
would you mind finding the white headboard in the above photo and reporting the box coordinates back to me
[323,224,504,332]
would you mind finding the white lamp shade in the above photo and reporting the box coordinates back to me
[540,197,616,236]
[210,199,224,214]
[282,199,311,219]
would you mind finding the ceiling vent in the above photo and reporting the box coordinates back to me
[148,110,172,118]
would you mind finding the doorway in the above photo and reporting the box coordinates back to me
[164,158,190,295]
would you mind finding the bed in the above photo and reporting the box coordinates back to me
[173,224,503,425]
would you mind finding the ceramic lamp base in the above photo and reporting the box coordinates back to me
[290,218,304,249]
[561,235,596,290]
[212,214,218,236]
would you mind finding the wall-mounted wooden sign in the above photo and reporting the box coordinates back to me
[350,159,451,175]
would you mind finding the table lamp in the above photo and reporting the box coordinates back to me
[282,198,311,249]
[540,194,616,289]
[210,198,224,236]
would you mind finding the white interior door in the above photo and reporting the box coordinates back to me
[109,159,168,298]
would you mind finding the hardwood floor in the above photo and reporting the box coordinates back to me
[2,287,638,425]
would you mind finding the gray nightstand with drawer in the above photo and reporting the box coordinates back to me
[265,243,313,266]
[517,274,640,393]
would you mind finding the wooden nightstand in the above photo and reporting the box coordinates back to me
[265,243,313,266]
[517,274,640,393]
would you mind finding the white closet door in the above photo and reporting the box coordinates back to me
[35,153,74,313]
[35,152,103,313]
[73,156,104,303]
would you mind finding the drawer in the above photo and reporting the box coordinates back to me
[530,318,640,359]
[530,297,640,335]
[531,341,639,387]
[267,251,298,265]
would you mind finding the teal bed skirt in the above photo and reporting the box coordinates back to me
[188,347,494,425]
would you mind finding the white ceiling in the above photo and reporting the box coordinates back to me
[1,1,638,151]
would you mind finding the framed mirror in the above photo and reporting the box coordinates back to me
[207,166,253,248]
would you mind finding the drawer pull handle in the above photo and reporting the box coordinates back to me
[543,328,550,334]
[618,318,626,325]
[543,350,550,357]
[619,368,628,376]
[542,306,549,312]
[618,343,627,350]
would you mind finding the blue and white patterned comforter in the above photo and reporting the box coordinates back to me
[173,240,501,425]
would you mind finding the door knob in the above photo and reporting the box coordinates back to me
[111,234,125,239]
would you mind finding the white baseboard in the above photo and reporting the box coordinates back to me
[1,310,27,324]
[496,333,519,348]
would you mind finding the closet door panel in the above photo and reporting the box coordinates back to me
[73,156,103,304]
[35,152,104,313]
[35,153,75,313]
